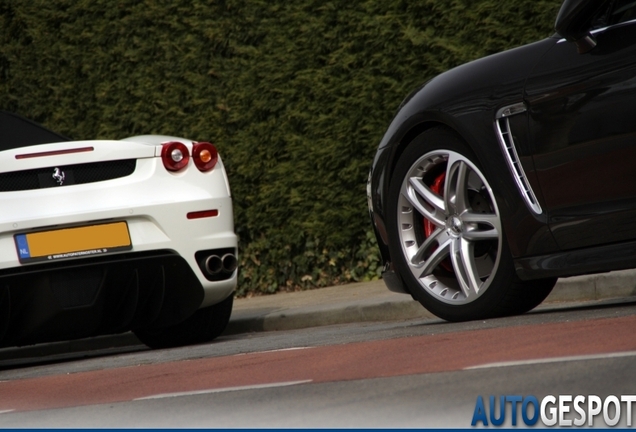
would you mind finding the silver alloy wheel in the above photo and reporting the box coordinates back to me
[397,150,502,305]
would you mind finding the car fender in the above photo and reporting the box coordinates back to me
[370,37,559,271]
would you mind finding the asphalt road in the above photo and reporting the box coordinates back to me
[1,299,635,427]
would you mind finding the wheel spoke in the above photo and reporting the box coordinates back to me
[461,211,500,241]
[445,157,470,215]
[461,211,499,227]
[406,177,447,227]
[463,227,499,241]
[410,227,447,266]
[450,238,482,299]
[418,236,452,277]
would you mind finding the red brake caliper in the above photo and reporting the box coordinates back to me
[424,172,453,272]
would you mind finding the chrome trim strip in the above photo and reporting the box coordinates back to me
[496,102,527,118]
[494,105,543,214]
[557,18,636,43]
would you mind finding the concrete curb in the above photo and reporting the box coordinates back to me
[226,291,434,335]
[226,268,636,334]
[545,269,636,302]
[2,269,636,362]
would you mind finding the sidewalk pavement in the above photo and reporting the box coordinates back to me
[228,267,636,333]
[2,269,636,362]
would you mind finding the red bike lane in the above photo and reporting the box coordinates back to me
[1,314,635,412]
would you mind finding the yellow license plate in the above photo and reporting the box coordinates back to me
[15,221,132,263]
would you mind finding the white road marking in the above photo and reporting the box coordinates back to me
[254,347,314,354]
[233,346,314,356]
[134,380,313,400]
[465,350,636,370]
[0,410,15,414]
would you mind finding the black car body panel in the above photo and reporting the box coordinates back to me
[369,1,636,290]
[526,21,636,251]
[369,38,559,266]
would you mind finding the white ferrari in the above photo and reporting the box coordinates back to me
[0,112,238,349]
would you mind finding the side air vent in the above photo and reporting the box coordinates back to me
[494,103,542,215]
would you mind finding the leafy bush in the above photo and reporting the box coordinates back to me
[0,0,560,295]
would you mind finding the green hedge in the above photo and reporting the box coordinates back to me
[0,0,560,295]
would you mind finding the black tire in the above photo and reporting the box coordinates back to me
[387,127,556,321]
[134,294,233,349]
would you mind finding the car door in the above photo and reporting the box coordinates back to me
[524,0,636,250]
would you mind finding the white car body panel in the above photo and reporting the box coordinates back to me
[0,130,238,347]
[0,136,237,307]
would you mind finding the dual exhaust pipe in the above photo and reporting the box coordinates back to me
[204,253,237,276]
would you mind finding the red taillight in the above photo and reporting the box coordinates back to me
[161,141,190,171]
[192,142,218,172]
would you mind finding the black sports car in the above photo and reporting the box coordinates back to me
[367,0,636,321]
